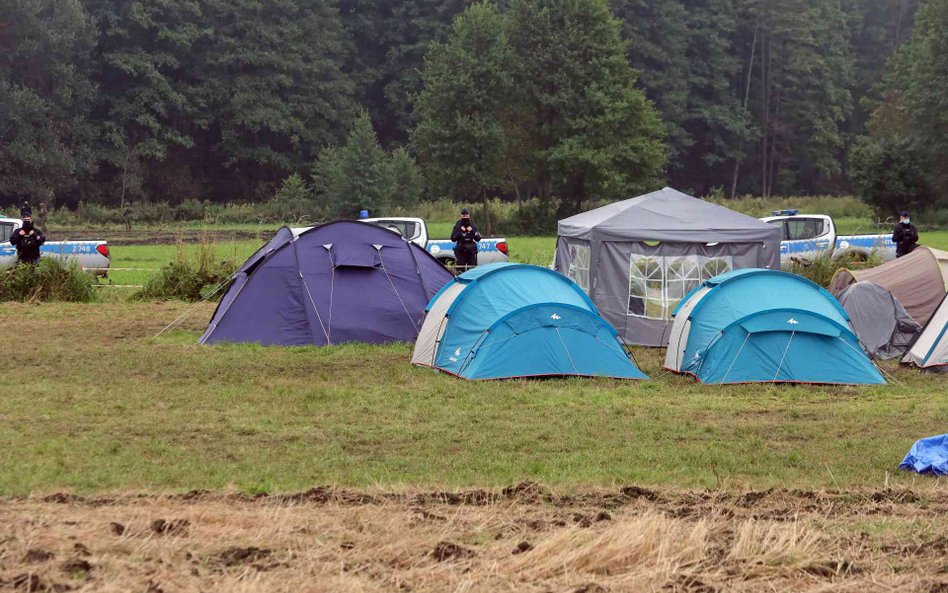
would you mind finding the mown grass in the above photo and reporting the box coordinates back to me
[1,301,945,495]
[106,235,559,286]
[105,229,948,288]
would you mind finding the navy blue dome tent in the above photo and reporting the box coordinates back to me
[412,263,648,380]
[201,221,454,346]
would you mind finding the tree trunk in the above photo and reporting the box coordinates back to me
[760,32,773,198]
[730,25,758,199]
[120,145,131,209]
[512,179,523,214]
[767,97,781,197]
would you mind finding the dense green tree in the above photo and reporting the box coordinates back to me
[196,0,355,199]
[850,0,948,212]
[508,0,666,214]
[730,0,854,196]
[339,0,472,146]
[313,111,393,217]
[0,0,930,207]
[84,0,207,204]
[412,2,514,232]
[881,0,948,196]
[0,0,97,202]
[849,135,932,215]
[612,0,749,194]
[389,147,424,208]
[844,0,919,134]
[84,0,353,204]
[610,0,689,162]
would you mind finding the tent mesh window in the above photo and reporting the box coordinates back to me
[627,254,733,320]
[567,244,591,294]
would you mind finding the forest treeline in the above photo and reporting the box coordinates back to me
[1,0,945,219]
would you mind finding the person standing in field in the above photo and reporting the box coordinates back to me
[123,206,133,231]
[892,210,919,258]
[450,207,481,273]
[10,208,46,265]
[36,202,49,231]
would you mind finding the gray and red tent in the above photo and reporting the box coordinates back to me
[200,220,453,346]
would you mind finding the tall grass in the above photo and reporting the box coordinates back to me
[132,237,237,301]
[783,251,884,288]
[0,259,98,302]
[708,194,874,220]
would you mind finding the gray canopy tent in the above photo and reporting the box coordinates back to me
[554,187,781,346]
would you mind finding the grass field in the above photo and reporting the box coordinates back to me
[2,301,946,495]
[2,301,947,591]
[8,215,948,592]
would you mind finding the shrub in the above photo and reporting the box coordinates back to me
[135,201,176,224]
[0,259,98,302]
[783,251,884,288]
[77,201,124,225]
[175,199,208,221]
[132,241,237,302]
[849,135,937,217]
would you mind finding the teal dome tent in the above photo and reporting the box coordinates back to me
[412,263,648,381]
[664,269,885,385]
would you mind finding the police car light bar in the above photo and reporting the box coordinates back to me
[771,209,798,216]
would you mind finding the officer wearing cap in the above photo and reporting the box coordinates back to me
[10,205,46,265]
[450,207,481,273]
[892,210,918,258]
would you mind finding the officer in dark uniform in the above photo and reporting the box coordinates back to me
[10,207,46,265]
[450,208,481,273]
[892,210,918,258]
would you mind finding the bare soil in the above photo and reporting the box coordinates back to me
[2,484,946,592]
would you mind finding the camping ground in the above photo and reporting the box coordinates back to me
[1,299,946,591]
[2,216,947,592]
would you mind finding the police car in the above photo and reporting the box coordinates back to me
[0,217,111,275]
[361,217,509,267]
[760,209,896,264]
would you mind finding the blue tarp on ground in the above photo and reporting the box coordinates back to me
[665,269,885,384]
[899,434,948,476]
[201,221,454,346]
[412,263,648,380]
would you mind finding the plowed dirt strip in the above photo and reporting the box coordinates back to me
[2,485,946,593]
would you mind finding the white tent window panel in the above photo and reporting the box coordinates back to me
[567,244,591,293]
[702,257,733,279]
[627,254,734,321]
[628,255,665,319]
